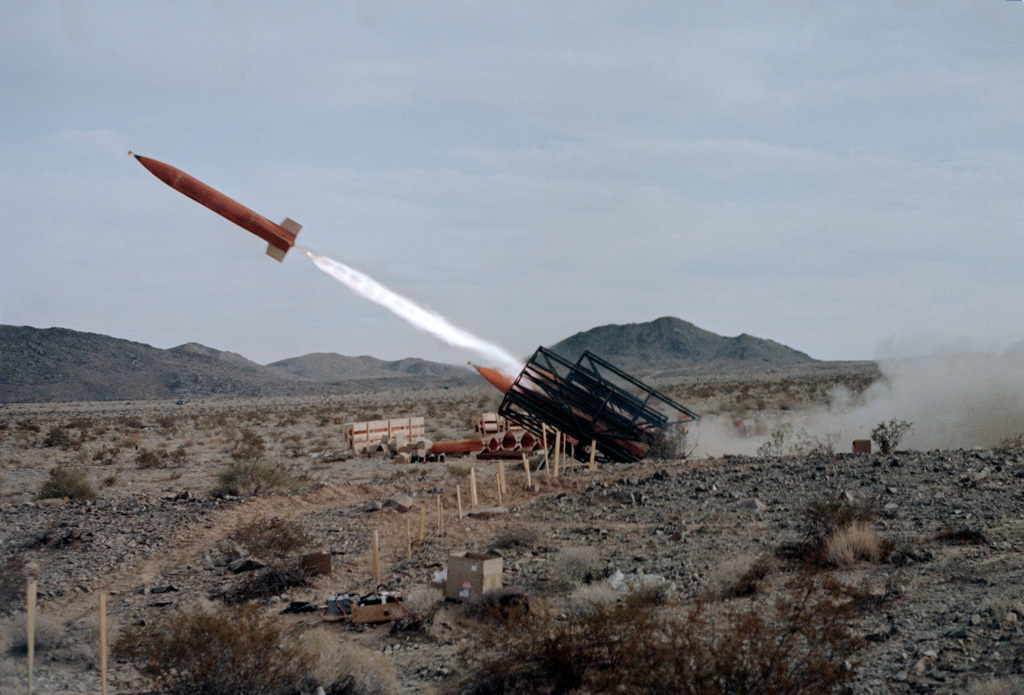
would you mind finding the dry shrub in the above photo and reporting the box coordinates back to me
[223,567,310,604]
[115,603,314,695]
[550,547,605,586]
[937,525,988,545]
[230,428,267,461]
[824,522,884,567]
[229,517,310,563]
[707,555,779,600]
[6,615,64,657]
[467,576,861,694]
[778,494,887,568]
[0,557,26,613]
[302,627,398,695]
[393,584,443,631]
[37,467,97,501]
[135,447,168,469]
[211,460,303,497]
[492,525,542,550]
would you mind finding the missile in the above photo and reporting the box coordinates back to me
[473,365,516,394]
[130,152,301,261]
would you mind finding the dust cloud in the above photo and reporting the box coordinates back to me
[690,343,1024,457]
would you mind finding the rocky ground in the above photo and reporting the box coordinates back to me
[1,381,1022,694]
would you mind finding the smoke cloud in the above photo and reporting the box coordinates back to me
[305,249,524,377]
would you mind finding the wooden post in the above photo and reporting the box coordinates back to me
[406,519,412,559]
[589,439,597,472]
[470,467,478,507]
[99,593,108,695]
[418,507,426,544]
[456,485,463,519]
[522,453,532,488]
[553,431,561,478]
[436,494,443,535]
[27,580,36,695]
[542,427,549,472]
[372,530,381,585]
[496,475,503,504]
[498,459,506,495]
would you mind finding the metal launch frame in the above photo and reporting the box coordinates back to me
[497,347,700,463]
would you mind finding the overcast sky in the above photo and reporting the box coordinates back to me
[2,2,1022,367]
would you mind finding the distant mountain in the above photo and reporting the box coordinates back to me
[268,353,468,382]
[0,326,473,403]
[549,317,820,377]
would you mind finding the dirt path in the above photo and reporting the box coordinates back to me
[53,483,363,623]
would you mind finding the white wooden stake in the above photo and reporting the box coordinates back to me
[100,592,108,695]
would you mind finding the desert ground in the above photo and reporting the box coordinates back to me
[1,366,1022,694]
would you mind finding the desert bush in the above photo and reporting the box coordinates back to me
[996,432,1024,451]
[230,428,267,461]
[707,555,779,600]
[644,425,691,460]
[43,426,79,449]
[301,629,398,695]
[114,602,314,695]
[492,525,542,550]
[135,447,168,469]
[211,460,302,497]
[757,423,795,457]
[936,525,989,545]
[448,463,472,478]
[551,547,606,586]
[37,467,97,501]
[870,418,912,454]
[803,494,878,547]
[824,521,885,567]
[6,615,64,657]
[0,556,26,612]
[468,578,861,694]
[776,495,883,568]
[229,517,310,563]
[224,567,310,604]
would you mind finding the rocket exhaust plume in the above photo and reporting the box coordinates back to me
[305,249,524,378]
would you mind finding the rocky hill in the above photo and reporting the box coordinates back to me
[550,316,826,377]
[0,326,474,403]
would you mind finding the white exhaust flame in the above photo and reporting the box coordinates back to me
[304,249,523,378]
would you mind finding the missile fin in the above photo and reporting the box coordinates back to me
[279,217,302,235]
[266,244,287,262]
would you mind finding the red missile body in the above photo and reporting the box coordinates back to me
[131,153,301,261]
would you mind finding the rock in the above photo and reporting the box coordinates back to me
[365,500,383,512]
[228,557,264,573]
[383,493,416,513]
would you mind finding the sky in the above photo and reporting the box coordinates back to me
[2,1,1022,368]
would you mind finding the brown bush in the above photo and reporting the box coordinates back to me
[211,460,303,497]
[115,603,313,694]
[37,467,97,501]
[467,577,861,694]
[824,522,886,567]
[229,517,310,563]
[0,555,26,612]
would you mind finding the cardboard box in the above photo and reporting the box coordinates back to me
[350,599,406,624]
[445,550,503,602]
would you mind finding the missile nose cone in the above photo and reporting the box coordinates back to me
[474,364,515,394]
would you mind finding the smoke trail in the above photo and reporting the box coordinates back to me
[304,249,524,377]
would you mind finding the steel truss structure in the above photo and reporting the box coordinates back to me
[498,347,700,463]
